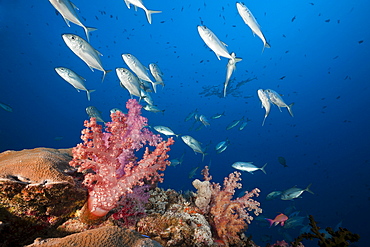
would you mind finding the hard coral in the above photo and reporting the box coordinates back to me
[137,188,213,247]
[0,148,87,247]
[25,225,162,247]
[292,215,360,247]
[0,148,75,185]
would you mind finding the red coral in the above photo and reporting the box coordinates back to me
[202,166,262,246]
[70,99,174,220]
[112,185,150,227]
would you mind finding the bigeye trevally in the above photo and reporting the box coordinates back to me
[116,68,143,99]
[236,2,270,52]
[62,34,111,82]
[224,52,242,97]
[48,0,96,42]
[55,67,95,101]
[197,25,235,61]
[257,89,271,126]
[122,54,160,93]
[123,0,161,24]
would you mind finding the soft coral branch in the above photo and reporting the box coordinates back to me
[194,166,262,246]
[70,99,174,221]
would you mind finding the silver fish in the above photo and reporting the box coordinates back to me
[239,119,250,131]
[226,117,244,130]
[265,89,294,117]
[185,109,198,122]
[181,135,206,161]
[188,166,199,179]
[143,105,164,113]
[110,108,124,114]
[141,90,154,105]
[48,0,96,42]
[153,126,179,137]
[257,89,271,126]
[170,152,185,167]
[149,63,164,86]
[124,0,161,24]
[0,101,12,112]
[283,216,306,229]
[211,111,225,119]
[224,52,242,97]
[197,25,234,61]
[280,184,314,200]
[86,106,105,123]
[266,191,282,200]
[199,115,210,127]
[215,138,230,154]
[62,34,111,82]
[236,2,270,52]
[55,67,95,101]
[122,54,159,93]
[116,68,143,99]
[232,162,267,174]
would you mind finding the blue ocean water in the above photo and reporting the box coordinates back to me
[1,0,369,246]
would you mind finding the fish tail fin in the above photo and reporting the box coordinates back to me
[84,27,98,42]
[305,183,314,194]
[260,163,267,174]
[234,57,243,64]
[262,115,267,126]
[145,10,162,24]
[102,69,112,83]
[202,152,208,162]
[261,42,271,53]
[151,81,163,93]
[265,218,274,227]
[287,103,294,117]
[86,89,96,101]
[223,84,227,97]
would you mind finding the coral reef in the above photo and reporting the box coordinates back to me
[69,99,174,222]
[137,188,213,246]
[193,166,262,246]
[0,148,87,247]
[25,225,162,247]
[292,215,360,247]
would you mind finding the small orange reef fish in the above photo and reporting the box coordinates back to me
[265,213,288,227]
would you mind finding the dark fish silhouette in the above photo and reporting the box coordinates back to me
[278,156,288,167]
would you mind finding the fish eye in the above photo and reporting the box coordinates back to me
[71,36,75,40]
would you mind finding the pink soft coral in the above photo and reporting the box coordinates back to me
[70,99,174,221]
[201,166,262,246]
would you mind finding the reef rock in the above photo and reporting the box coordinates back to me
[0,148,87,247]
[25,226,162,247]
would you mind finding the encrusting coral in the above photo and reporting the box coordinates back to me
[25,225,162,247]
[137,188,214,246]
[0,148,87,247]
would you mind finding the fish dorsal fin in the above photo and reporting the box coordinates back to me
[95,49,103,56]
[78,75,86,81]
[69,1,79,10]
[222,41,228,47]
